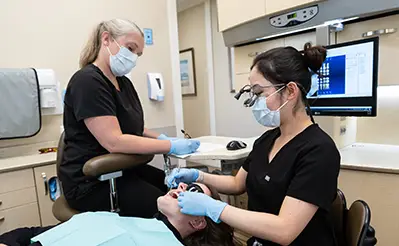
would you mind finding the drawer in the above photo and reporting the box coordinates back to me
[0,169,35,194]
[0,203,41,234]
[0,187,37,211]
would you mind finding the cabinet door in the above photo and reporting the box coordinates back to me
[338,170,399,246]
[34,164,59,226]
[284,31,316,49]
[0,203,40,234]
[234,38,284,90]
[265,0,321,15]
[217,0,266,32]
[337,14,399,86]
[234,38,285,74]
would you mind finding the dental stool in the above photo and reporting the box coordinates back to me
[52,132,154,222]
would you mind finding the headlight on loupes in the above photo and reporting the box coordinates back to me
[234,84,262,107]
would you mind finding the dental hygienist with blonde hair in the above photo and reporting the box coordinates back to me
[60,19,200,218]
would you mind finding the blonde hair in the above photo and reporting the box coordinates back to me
[79,19,143,68]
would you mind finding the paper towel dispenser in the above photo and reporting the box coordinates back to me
[147,73,164,101]
[36,69,63,115]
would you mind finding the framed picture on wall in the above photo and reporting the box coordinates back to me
[179,48,197,96]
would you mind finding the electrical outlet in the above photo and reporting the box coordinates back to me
[340,127,347,135]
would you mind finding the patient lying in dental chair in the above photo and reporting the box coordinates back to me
[0,183,236,246]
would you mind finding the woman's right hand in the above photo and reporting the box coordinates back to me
[169,139,200,155]
[166,168,199,188]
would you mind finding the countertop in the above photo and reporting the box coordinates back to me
[174,136,258,161]
[340,142,399,174]
[0,152,56,174]
[0,141,57,174]
[1,138,399,175]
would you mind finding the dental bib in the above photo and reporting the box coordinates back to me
[31,212,183,246]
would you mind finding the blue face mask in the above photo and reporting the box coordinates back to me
[251,87,288,128]
[107,40,138,77]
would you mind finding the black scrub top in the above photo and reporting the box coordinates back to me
[59,64,144,200]
[243,124,340,246]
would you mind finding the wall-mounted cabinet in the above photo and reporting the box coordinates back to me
[217,0,266,32]
[265,0,320,16]
[217,0,323,32]
[234,39,284,75]
[233,32,315,89]
[337,14,399,86]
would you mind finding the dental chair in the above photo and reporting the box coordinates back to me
[331,189,347,246]
[52,132,154,222]
[345,200,377,246]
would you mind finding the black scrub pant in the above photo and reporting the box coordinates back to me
[67,164,168,218]
[0,226,54,246]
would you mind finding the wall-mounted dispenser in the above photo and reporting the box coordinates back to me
[36,69,63,115]
[147,73,164,101]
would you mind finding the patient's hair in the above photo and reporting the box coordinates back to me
[183,185,238,246]
[79,18,143,68]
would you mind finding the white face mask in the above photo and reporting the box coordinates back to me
[251,86,288,128]
[107,39,138,77]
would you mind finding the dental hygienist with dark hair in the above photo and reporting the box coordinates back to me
[167,43,341,246]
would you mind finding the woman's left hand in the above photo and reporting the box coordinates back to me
[178,192,227,223]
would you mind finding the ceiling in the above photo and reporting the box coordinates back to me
[176,0,205,12]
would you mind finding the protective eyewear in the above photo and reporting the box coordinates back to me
[234,83,285,107]
[186,183,204,194]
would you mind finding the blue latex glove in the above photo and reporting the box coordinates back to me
[178,192,228,223]
[169,139,200,155]
[166,168,199,188]
[157,134,178,141]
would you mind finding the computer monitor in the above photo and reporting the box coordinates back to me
[307,37,379,117]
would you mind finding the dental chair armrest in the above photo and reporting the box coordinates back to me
[83,153,154,177]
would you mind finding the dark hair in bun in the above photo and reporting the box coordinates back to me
[302,42,327,74]
[250,42,327,123]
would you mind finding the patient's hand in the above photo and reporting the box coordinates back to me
[0,244,9,246]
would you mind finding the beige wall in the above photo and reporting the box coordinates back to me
[178,3,211,138]
[0,0,176,150]
[356,86,399,145]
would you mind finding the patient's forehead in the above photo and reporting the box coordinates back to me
[194,182,212,196]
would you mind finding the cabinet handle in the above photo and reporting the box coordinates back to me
[42,172,48,196]
[0,216,4,222]
[0,200,2,206]
[248,51,263,57]
[362,28,397,38]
